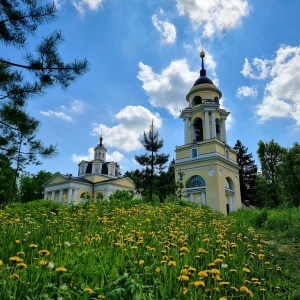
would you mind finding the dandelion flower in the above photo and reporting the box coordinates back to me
[0,260,3,266]
[219,297,227,300]
[242,267,251,273]
[192,280,205,288]
[98,295,105,298]
[29,244,38,248]
[39,260,48,266]
[168,261,176,267]
[9,256,23,262]
[56,267,67,273]
[138,260,144,265]
[15,240,21,244]
[198,270,209,277]
[39,250,50,256]
[210,269,220,275]
[17,263,27,269]
[84,288,93,293]
[178,275,189,282]
[155,267,161,274]
[11,273,20,280]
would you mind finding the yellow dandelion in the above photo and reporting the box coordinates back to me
[11,273,20,280]
[29,244,38,248]
[17,263,27,269]
[138,260,144,265]
[192,280,205,288]
[178,275,189,282]
[98,294,105,298]
[15,240,21,244]
[198,270,209,277]
[220,282,230,285]
[168,260,176,267]
[84,287,93,293]
[55,267,67,272]
[180,287,189,294]
[180,246,190,253]
[242,267,251,273]
[219,297,227,300]
[17,251,24,255]
[210,268,220,275]
[38,250,50,256]
[0,260,3,266]
[214,258,223,263]
[155,267,161,274]
[231,286,238,292]
[39,259,48,266]
[9,256,23,262]
[180,269,188,274]
[131,246,138,249]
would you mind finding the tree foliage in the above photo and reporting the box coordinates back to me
[257,139,287,207]
[0,1,88,203]
[134,122,169,202]
[19,170,52,203]
[234,140,257,203]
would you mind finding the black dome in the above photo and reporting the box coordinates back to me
[193,76,214,86]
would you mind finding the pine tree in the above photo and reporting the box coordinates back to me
[234,140,257,203]
[135,121,169,202]
[0,1,88,203]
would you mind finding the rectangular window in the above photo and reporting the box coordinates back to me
[225,149,229,159]
[191,148,197,158]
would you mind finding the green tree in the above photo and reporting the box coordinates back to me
[134,121,169,202]
[257,139,287,207]
[281,142,300,207]
[0,155,15,206]
[0,1,88,202]
[234,140,257,203]
[19,170,53,203]
[176,168,185,200]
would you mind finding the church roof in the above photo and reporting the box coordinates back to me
[193,50,214,87]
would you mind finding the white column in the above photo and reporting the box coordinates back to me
[73,189,79,203]
[205,111,210,140]
[184,118,190,144]
[51,191,55,201]
[211,112,216,138]
[221,118,227,143]
[67,188,73,203]
[189,193,193,202]
[59,190,63,202]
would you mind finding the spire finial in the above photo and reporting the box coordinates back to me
[199,43,206,77]
[100,127,103,146]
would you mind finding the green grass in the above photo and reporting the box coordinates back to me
[0,199,299,299]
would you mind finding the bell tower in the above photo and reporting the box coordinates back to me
[174,51,241,214]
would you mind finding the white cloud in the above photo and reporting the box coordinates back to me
[137,52,218,117]
[236,86,257,98]
[241,57,271,79]
[175,0,249,38]
[40,110,73,122]
[92,105,162,152]
[252,45,300,126]
[71,0,103,15]
[53,0,66,10]
[40,100,85,121]
[152,14,176,45]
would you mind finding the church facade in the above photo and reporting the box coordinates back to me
[43,135,135,203]
[174,51,241,214]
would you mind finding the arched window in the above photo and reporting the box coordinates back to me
[80,192,92,203]
[192,96,202,106]
[96,192,104,201]
[225,178,234,191]
[193,118,203,142]
[214,96,219,104]
[186,176,206,188]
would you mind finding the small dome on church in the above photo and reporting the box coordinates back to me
[193,50,214,87]
[193,76,214,86]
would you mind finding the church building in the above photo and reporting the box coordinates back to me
[174,51,241,214]
[43,135,135,203]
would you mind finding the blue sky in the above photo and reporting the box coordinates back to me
[16,0,300,175]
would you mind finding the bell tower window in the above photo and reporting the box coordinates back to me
[193,118,203,142]
[192,96,202,106]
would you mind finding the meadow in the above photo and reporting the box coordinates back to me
[0,199,299,300]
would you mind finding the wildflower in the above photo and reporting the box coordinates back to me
[9,256,23,262]
[210,269,220,275]
[11,273,20,280]
[56,243,62,247]
[178,275,189,282]
[17,263,27,269]
[131,246,138,249]
[242,267,251,273]
[180,269,188,274]
[219,298,227,300]
[15,240,21,244]
[98,295,105,298]
[231,286,238,292]
[84,288,93,293]
[168,260,176,267]
[192,280,205,288]
[0,260,3,266]
[56,267,67,273]
[229,269,237,273]
[220,282,230,285]
[39,250,50,256]
[17,251,24,255]
[40,259,48,266]
[188,266,196,273]
[138,260,144,265]
[29,244,38,248]
[221,263,228,268]
[155,267,161,274]
[198,270,209,277]
[180,246,190,253]
[214,258,223,263]
[180,287,189,294]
